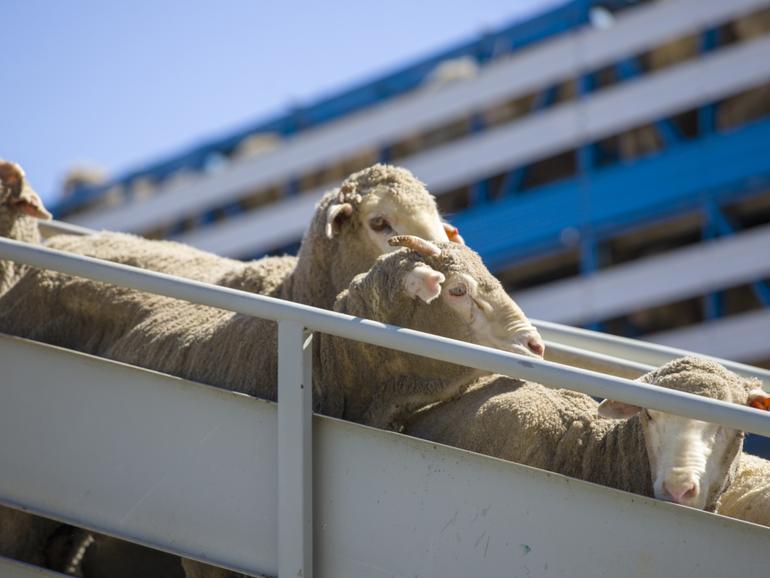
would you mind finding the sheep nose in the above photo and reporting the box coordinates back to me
[526,335,545,357]
[663,480,699,504]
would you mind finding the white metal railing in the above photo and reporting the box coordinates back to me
[38,219,99,239]
[1,236,769,576]
[70,0,770,241]
[534,318,770,383]
[647,309,770,363]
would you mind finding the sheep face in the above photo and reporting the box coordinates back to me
[324,164,450,256]
[333,237,544,428]
[598,356,768,510]
[384,237,544,359]
[439,270,543,358]
[0,160,51,220]
[641,410,742,509]
[357,189,449,255]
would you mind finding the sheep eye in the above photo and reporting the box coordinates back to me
[644,410,654,421]
[448,284,467,297]
[369,216,392,233]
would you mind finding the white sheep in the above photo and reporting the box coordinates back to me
[60,164,107,199]
[715,452,770,526]
[406,356,768,511]
[231,132,282,160]
[424,56,479,87]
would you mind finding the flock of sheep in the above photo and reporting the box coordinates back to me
[0,159,769,577]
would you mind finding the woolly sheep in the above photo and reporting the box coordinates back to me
[0,160,51,296]
[424,56,479,87]
[60,164,107,198]
[406,356,769,511]
[715,452,770,526]
[231,132,281,160]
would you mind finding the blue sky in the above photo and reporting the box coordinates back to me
[3,0,558,204]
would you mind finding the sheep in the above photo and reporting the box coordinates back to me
[45,163,457,310]
[60,165,107,198]
[245,162,457,308]
[231,132,281,160]
[715,452,770,526]
[423,56,479,88]
[406,356,768,511]
[0,160,52,296]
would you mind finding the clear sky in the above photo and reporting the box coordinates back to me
[3,0,559,204]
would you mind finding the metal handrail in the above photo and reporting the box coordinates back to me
[38,219,96,239]
[534,319,770,382]
[36,219,766,382]
[31,220,657,379]
[1,236,768,436]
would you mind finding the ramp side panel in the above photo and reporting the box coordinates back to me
[317,418,770,577]
[0,334,279,577]
[1,334,768,577]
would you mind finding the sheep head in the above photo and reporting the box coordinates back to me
[323,164,454,253]
[344,237,544,360]
[0,160,51,220]
[598,356,768,510]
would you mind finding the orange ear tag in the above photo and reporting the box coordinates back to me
[750,397,770,411]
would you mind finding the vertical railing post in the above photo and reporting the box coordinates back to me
[278,320,313,577]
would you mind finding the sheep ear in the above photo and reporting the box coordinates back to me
[597,399,642,419]
[443,222,465,245]
[325,203,353,239]
[404,264,445,304]
[748,388,770,411]
[11,188,52,220]
[0,161,24,198]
